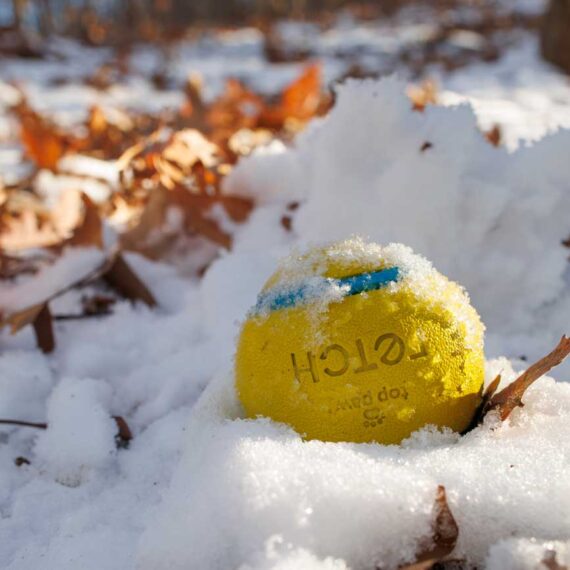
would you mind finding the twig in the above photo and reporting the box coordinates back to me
[0,419,47,429]
[486,335,570,421]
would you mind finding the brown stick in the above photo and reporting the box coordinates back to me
[0,419,47,429]
[487,335,570,421]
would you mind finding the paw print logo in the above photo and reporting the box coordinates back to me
[363,408,385,428]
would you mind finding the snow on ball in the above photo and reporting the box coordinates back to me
[236,238,485,444]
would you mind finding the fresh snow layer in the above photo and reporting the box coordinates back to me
[138,363,570,570]
[1,49,570,570]
[251,239,484,352]
[0,248,106,314]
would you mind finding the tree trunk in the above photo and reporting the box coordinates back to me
[541,0,570,74]
[38,0,54,36]
[12,0,27,31]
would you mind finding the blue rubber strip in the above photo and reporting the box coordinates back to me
[256,266,400,313]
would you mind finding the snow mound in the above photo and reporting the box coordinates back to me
[138,361,570,569]
[226,77,570,340]
[34,378,117,486]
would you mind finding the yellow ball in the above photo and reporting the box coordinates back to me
[235,239,485,444]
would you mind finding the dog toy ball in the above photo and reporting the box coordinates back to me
[235,238,485,444]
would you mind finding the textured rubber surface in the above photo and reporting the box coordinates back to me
[236,252,485,445]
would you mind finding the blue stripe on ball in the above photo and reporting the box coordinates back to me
[255,266,400,313]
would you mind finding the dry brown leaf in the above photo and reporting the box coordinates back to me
[15,101,67,170]
[397,486,459,570]
[117,128,219,191]
[206,78,265,136]
[228,128,273,156]
[0,188,94,251]
[116,129,252,256]
[181,74,208,131]
[103,252,157,307]
[0,208,60,250]
[221,194,254,223]
[170,184,232,248]
[261,63,324,129]
[1,248,156,351]
[114,416,133,448]
[6,302,47,334]
[408,80,438,112]
[281,63,322,121]
[543,550,568,570]
[65,194,104,249]
[82,294,116,316]
[0,253,43,279]
[4,302,55,353]
[485,125,502,147]
[119,186,170,258]
[33,303,55,353]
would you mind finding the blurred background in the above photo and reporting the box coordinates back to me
[0,0,567,75]
[0,0,569,355]
[0,0,569,279]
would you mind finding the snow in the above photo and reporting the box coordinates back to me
[0,351,54,422]
[34,378,117,487]
[438,38,570,150]
[139,362,570,569]
[0,248,106,314]
[227,77,570,352]
[486,538,570,569]
[1,12,570,570]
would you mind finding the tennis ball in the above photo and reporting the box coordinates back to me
[235,238,485,444]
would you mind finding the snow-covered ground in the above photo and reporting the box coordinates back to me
[1,7,570,570]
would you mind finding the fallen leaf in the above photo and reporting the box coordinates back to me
[543,550,568,570]
[408,80,438,112]
[485,125,501,147]
[1,248,156,351]
[103,252,157,307]
[63,193,104,249]
[6,302,47,334]
[113,416,133,448]
[14,101,67,170]
[33,303,55,353]
[4,302,55,353]
[397,486,459,570]
[261,63,325,129]
[1,188,98,252]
